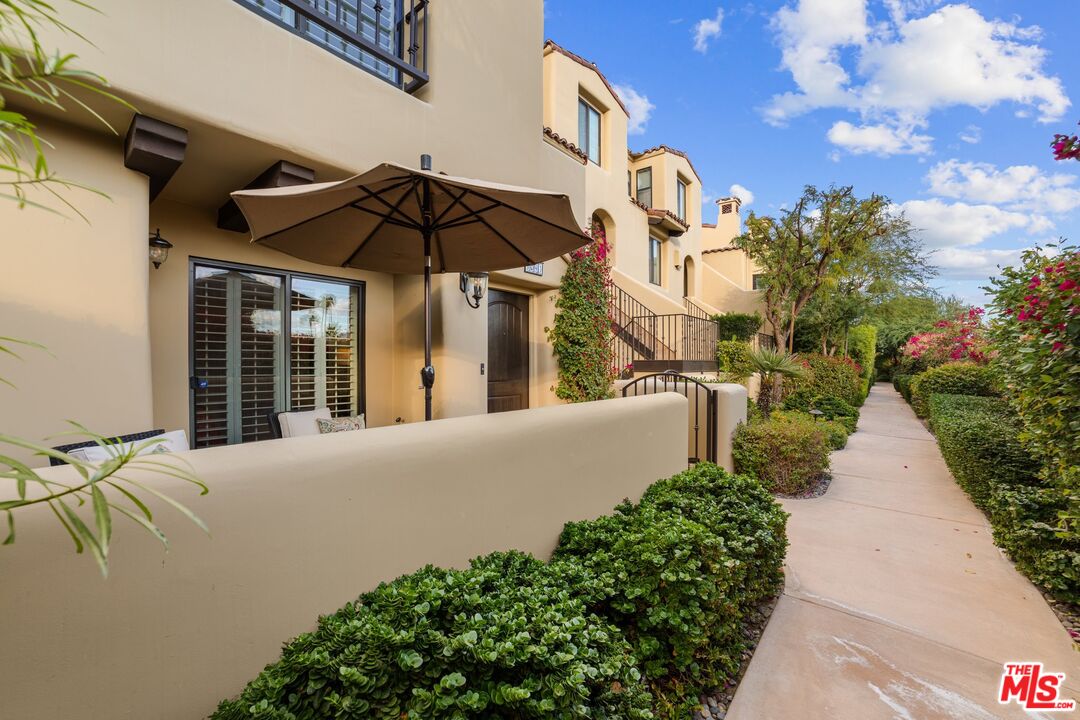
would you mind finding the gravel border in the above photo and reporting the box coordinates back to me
[692,594,781,720]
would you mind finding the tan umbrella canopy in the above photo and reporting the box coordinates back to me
[231,157,588,420]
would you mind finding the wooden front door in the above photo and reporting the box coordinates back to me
[487,290,529,413]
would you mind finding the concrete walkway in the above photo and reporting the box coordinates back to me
[728,383,1079,719]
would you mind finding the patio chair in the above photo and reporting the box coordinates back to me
[266,408,332,439]
[49,429,165,466]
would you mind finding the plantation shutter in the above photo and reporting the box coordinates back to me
[192,265,284,447]
[290,280,360,418]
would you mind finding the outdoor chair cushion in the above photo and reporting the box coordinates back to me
[67,429,189,463]
[277,408,333,438]
[316,414,366,434]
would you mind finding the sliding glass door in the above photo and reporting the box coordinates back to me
[190,260,364,448]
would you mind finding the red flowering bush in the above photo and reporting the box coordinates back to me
[901,307,991,371]
[547,222,616,402]
[988,245,1079,479]
[1051,122,1080,162]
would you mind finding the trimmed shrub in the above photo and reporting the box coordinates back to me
[782,353,862,408]
[782,393,859,433]
[212,551,653,720]
[733,416,830,494]
[554,464,787,716]
[909,362,999,418]
[927,394,1080,602]
[774,410,849,450]
[716,340,754,382]
[928,395,1036,509]
[713,312,761,342]
[894,373,914,403]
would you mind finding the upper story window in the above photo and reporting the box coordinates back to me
[578,99,601,165]
[239,0,429,92]
[648,237,662,286]
[752,273,765,290]
[636,167,652,208]
[676,178,687,220]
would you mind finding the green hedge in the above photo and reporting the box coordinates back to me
[713,312,761,342]
[782,353,862,408]
[212,552,653,720]
[716,340,754,382]
[928,394,1080,603]
[733,415,830,494]
[894,373,914,403]
[214,464,788,720]
[782,393,859,433]
[554,465,787,714]
[847,325,877,401]
[909,363,998,418]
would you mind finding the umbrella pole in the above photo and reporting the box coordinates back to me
[423,231,433,421]
[420,170,435,422]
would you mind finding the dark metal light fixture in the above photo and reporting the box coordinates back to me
[459,272,489,309]
[148,228,173,269]
[809,408,825,422]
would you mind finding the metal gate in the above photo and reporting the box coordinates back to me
[621,371,717,465]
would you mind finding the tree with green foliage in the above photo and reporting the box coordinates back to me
[735,185,908,352]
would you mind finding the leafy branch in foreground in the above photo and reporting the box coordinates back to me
[1,424,208,577]
[1,0,134,216]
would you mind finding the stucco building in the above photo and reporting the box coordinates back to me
[0,1,759,465]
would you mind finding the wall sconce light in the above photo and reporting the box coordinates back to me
[459,271,489,309]
[148,228,173,269]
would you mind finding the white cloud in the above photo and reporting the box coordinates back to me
[612,84,655,136]
[765,2,1070,153]
[958,124,982,144]
[827,120,932,155]
[933,246,1026,280]
[729,183,754,206]
[693,7,724,53]
[896,198,1043,249]
[926,159,1080,214]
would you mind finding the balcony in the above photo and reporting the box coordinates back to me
[236,0,429,92]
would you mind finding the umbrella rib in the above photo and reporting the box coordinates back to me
[357,183,423,227]
[432,202,500,231]
[451,191,534,265]
[432,185,470,226]
[433,179,587,241]
[256,178,415,241]
[342,177,419,267]
[349,202,420,229]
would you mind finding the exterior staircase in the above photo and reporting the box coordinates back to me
[608,282,719,375]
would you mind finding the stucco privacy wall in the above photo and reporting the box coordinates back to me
[0,121,153,465]
[0,393,687,720]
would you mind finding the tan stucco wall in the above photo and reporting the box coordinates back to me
[0,120,153,464]
[0,393,688,720]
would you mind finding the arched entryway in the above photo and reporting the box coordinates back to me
[683,256,695,298]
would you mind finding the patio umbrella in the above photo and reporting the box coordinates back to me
[231,157,588,421]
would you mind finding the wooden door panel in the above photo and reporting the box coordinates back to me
[487,290,529,414]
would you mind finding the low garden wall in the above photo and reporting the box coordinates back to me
[0,394,688,720]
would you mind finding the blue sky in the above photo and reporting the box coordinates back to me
[543,0,1080,305]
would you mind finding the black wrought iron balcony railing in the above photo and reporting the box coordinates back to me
[237,0,429,92]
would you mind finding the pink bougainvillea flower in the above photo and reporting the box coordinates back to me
[1059,279,1077,291]
[1053,341,1066,352]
